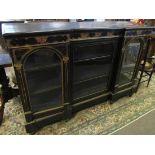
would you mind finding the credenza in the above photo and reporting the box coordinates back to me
[1,21,154,133]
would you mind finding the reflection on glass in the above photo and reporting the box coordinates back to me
[23,48,62,112]
[119,42,140,85]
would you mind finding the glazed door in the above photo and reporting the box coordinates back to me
[118,39,143,85]
[22,47,65,113]
[70,38,119,103]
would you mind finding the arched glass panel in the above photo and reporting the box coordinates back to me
[119,41,141,85]
[23,48,63,112]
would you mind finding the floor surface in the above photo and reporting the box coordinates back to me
[113,108,155,135]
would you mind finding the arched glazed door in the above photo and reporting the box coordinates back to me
[22,47,64,112]
[118,38,143,85]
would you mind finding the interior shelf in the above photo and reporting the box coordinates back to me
[73,42,114,61]
[74,55,111,63]
[74,74,108,85]
[73,76,108,99]
[119,73,131,85]
[26,67,61,95]
[30,88,62,112]
[29,82,61,96]
[25,63,60,72]
[73,61,111,83]
[121,63,135,73]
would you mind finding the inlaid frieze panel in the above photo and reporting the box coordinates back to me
[5,30,122,48]
[125,29,153,37]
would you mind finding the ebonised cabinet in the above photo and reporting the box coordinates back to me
[1,21,154,133]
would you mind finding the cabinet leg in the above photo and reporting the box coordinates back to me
[110,93,114,104]
[64,103,72,120]
[129,92,132,97]
[129,88,134,97]
[109,100,113,104]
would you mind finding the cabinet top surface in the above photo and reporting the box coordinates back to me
[2,21,155,37]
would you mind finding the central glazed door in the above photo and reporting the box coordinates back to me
[70,38,119,104]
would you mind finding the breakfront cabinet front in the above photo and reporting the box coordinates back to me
[2,22,154,133]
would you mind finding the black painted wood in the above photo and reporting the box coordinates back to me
[2,21,155,37]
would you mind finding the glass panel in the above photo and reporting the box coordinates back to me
[73,76,108,99]
[73,42,113,100]
[74,43,113,61]
[119,42,140,85]
[23,48,62,112]
[24,49,59,71]
[74,60,110,83]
